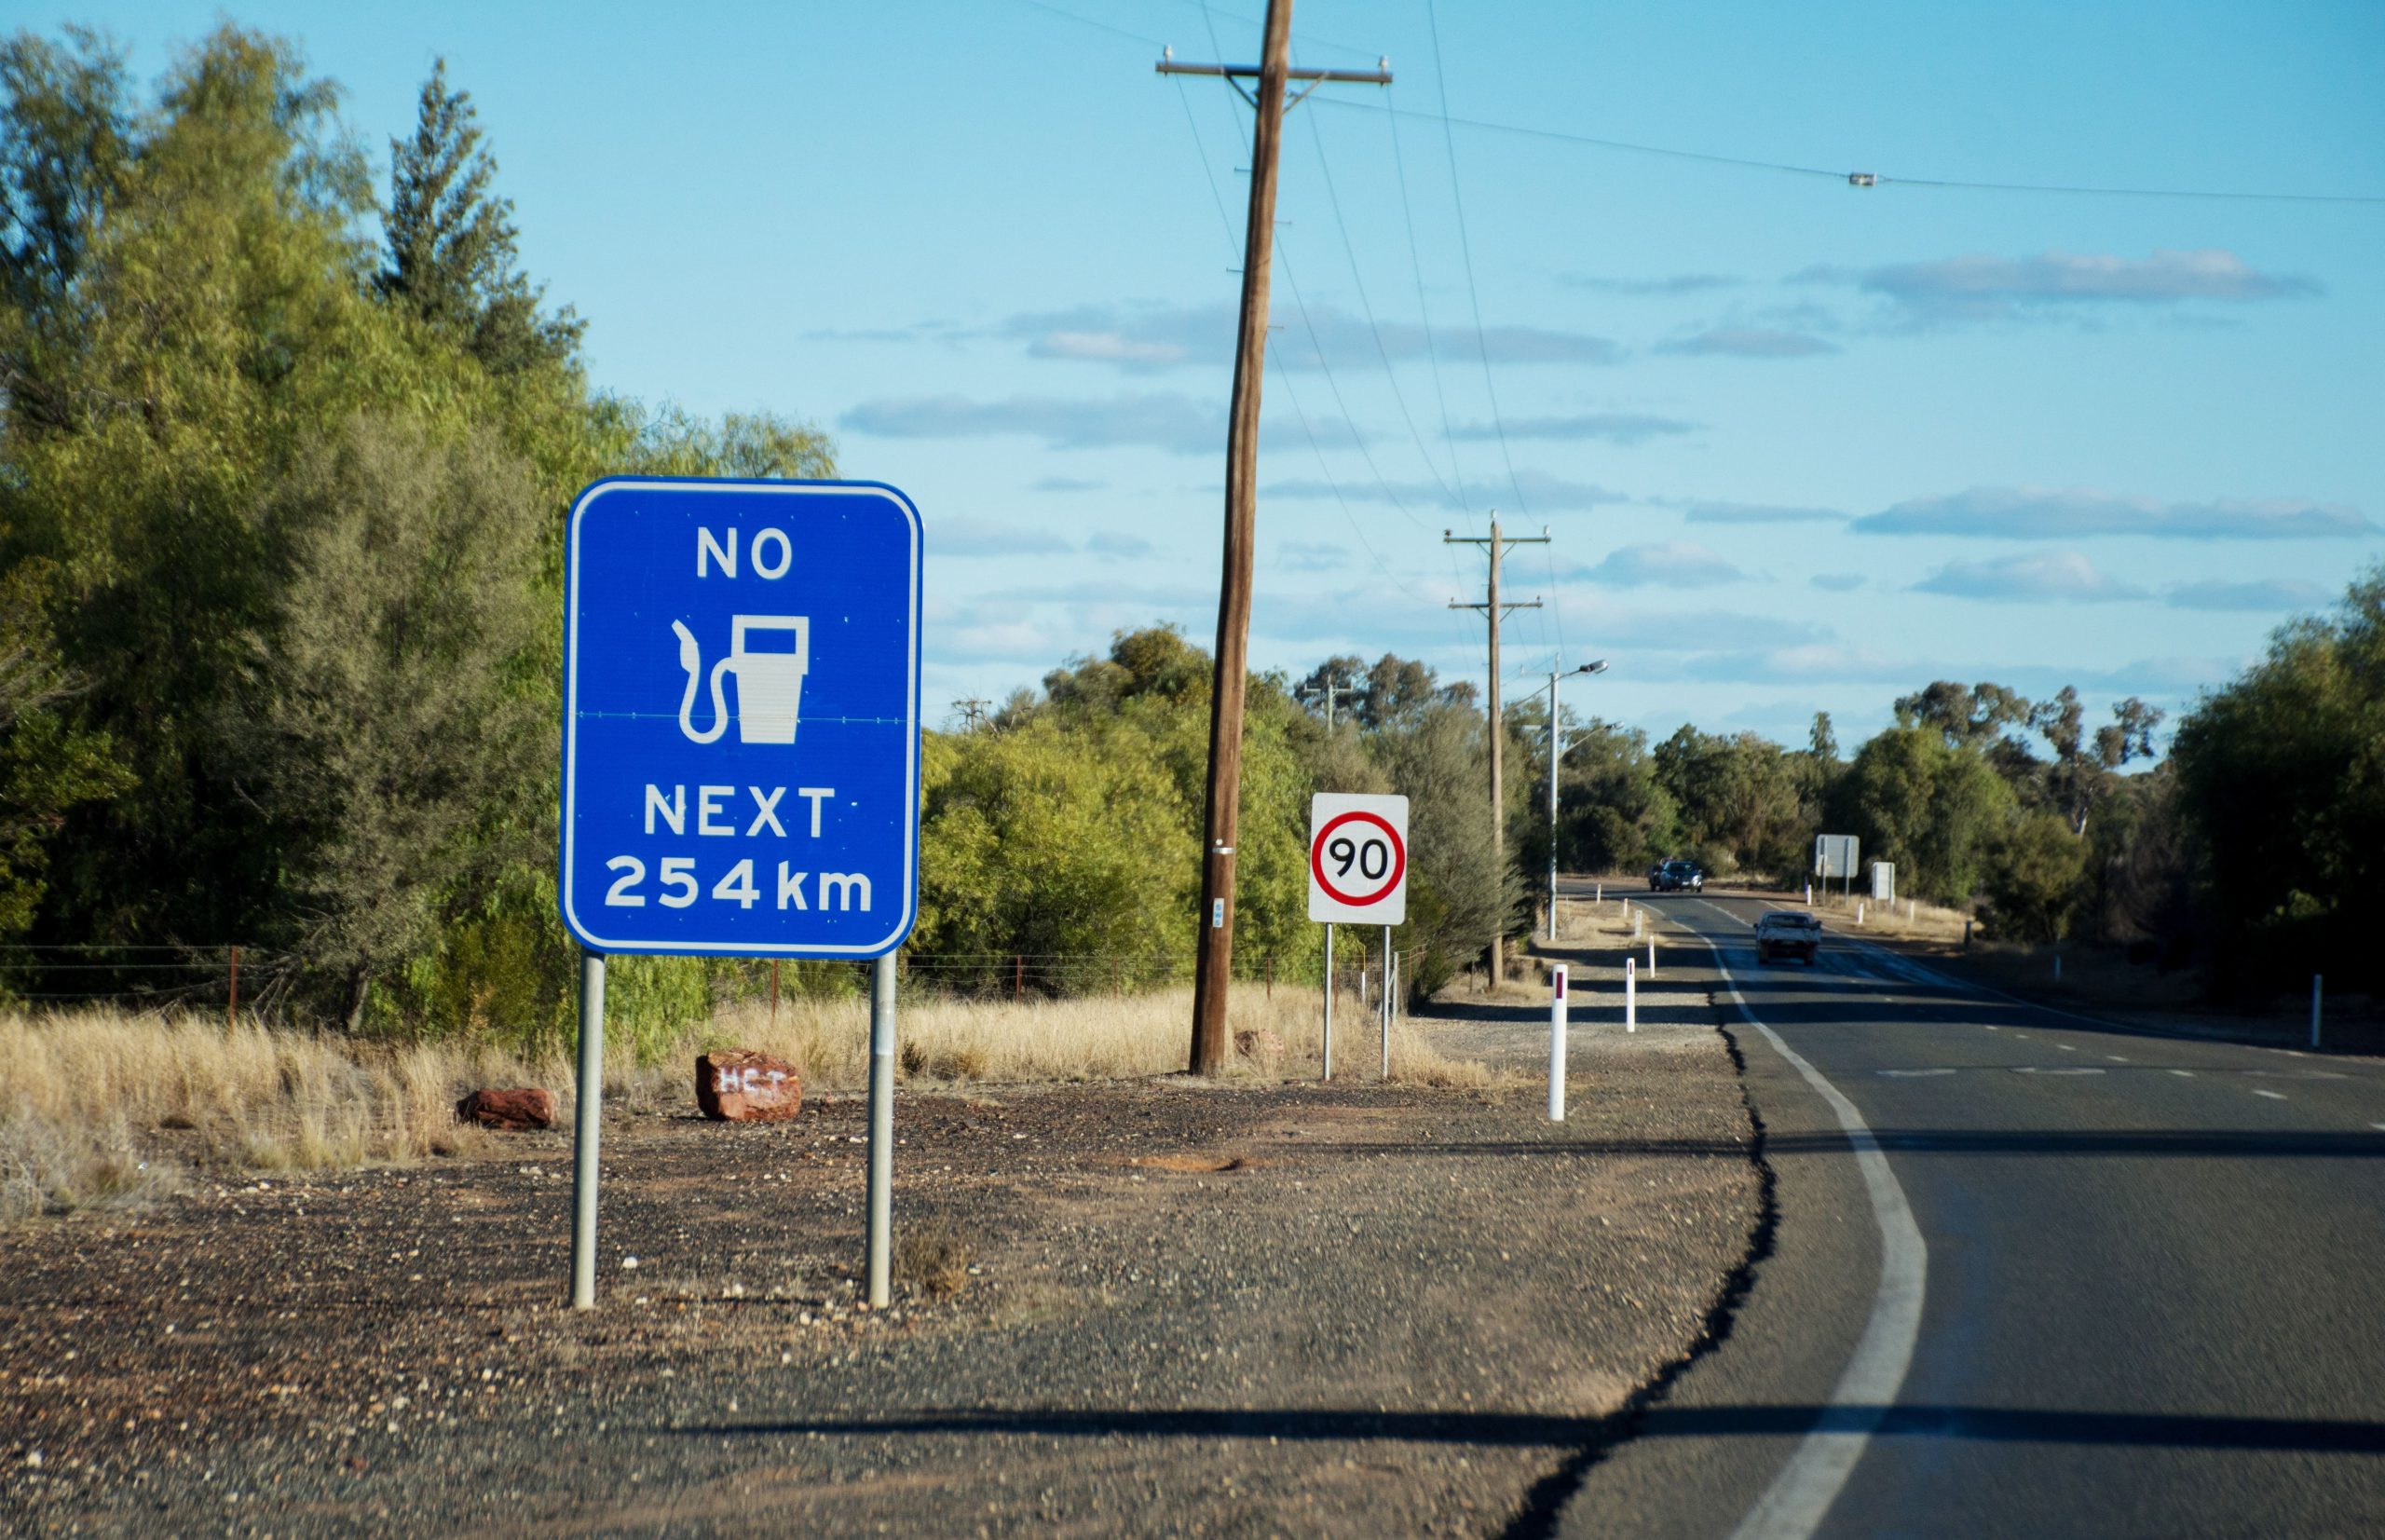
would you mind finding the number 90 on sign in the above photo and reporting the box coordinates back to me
[1307,793,1409,924]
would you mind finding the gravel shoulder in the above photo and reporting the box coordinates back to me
[2,961,1757,1537]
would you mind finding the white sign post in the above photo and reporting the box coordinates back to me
[1308,794,1409,1081]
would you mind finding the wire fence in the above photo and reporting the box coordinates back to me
[0,944,1396,1015]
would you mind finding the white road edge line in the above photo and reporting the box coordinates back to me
[1691,898,1928,1540]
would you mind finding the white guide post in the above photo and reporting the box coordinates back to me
[2310,974,2323,1049]
[1647,937,1656,977]
[569,950,606,1310]
[1322,924,1334,1080]
[1547,964,1570,1122]
[1626,954,1638,1034]
[865,953,896,1309]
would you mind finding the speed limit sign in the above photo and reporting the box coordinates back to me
[1307,793,1409,924]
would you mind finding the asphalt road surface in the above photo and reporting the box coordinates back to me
[1555,884,2385,1540]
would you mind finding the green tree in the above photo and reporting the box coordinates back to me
[0,562,131,936]
[1834,727,2015,905]
[377,59,581,375]
[2170,568,2382,991]
[1982,810,2088,941]
[228,412,546,1029]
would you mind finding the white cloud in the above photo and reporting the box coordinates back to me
[1448,412,1697,444]
[934,519,1075,558]
[1578,541,1746,589]
[1563,272,1738,295]
[1657,326,1838,358]
[2164,578,2334,612]
[1263,470,1620,513]
[1803,248,2320,325]
[1678,499,1847,525]
[843,392,1351,456]
[1856,486,2375,540]
[1912,551,2147,603]
[1002,301,1620,373]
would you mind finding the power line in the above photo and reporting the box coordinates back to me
[1302,105,1461,515]
[1316,95,2385,207]
[1383,82,1469,538]
[1424,0,1542,662]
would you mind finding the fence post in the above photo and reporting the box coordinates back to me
[770,959,780,1029]
[1014,954,1023,1004]
[226,945,240,1032]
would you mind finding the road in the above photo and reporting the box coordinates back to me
[1555,884,2385,1540]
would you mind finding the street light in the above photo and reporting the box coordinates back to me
[1547,659,1608,942]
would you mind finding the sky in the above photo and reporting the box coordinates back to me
[52,1,2385,746]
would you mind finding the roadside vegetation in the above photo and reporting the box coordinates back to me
[0,985,1487,1220]
[0,18,2368,1210]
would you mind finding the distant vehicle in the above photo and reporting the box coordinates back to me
[1755,910,1822,966]
[1647,858,1704,893]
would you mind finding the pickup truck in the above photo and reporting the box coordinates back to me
[1754,910,1822,965]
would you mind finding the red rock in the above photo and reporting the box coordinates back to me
[696,1050,802,1122]
[455,1087,554,1130]
[1233,1029,1287,1059]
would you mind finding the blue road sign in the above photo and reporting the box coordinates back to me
[560,478,922,957]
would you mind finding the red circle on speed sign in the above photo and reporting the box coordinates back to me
[1311,811,1407,907]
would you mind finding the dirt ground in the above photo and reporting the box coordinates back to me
[1,965,1759,1538]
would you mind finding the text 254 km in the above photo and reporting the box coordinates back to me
[603,856,873,913]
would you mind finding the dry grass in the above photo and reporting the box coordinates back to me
[894,1220,976,1299]
[0,983,1494,1217]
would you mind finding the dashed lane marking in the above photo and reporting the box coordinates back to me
[2106,1055,2131,1063]
[2254,1089,2288,1100]
[2171,1070,2196,1078]
[1878,1069,1956,1078]
[2013,1067,2106,1075]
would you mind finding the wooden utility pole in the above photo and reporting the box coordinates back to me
[1159,8,1389,1076]
[1447,517,1546,987]
[1295,671,1361,729]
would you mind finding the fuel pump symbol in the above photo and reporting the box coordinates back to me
[670,615,810,745]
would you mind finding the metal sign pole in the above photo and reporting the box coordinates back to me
[569,949,606,1309]
[1380,925,1392,1080]
[1321,924,1334,1080]
[865,953,897,1309]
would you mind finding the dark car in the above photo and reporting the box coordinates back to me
[1647,858,1704,893]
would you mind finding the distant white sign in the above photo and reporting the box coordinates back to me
[1307,793,1410,925]
[1814,833,1860,879]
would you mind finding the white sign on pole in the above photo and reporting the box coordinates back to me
[1307,793,1409,925]
[1814,833,1860,879]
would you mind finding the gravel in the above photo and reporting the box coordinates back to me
[1,976,1757,1537]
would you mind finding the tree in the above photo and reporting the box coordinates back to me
[1834,727,2015,905]
[229,412,546,1029]
[0,562,130,936]
[2170,568,2382,992]
[1983,811,2087,941]
[1808,711,1838,764]
[377,59,581,375]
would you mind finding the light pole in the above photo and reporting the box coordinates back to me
[1547,660,1608,941]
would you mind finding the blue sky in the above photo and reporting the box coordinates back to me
[59,1,2385,745]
